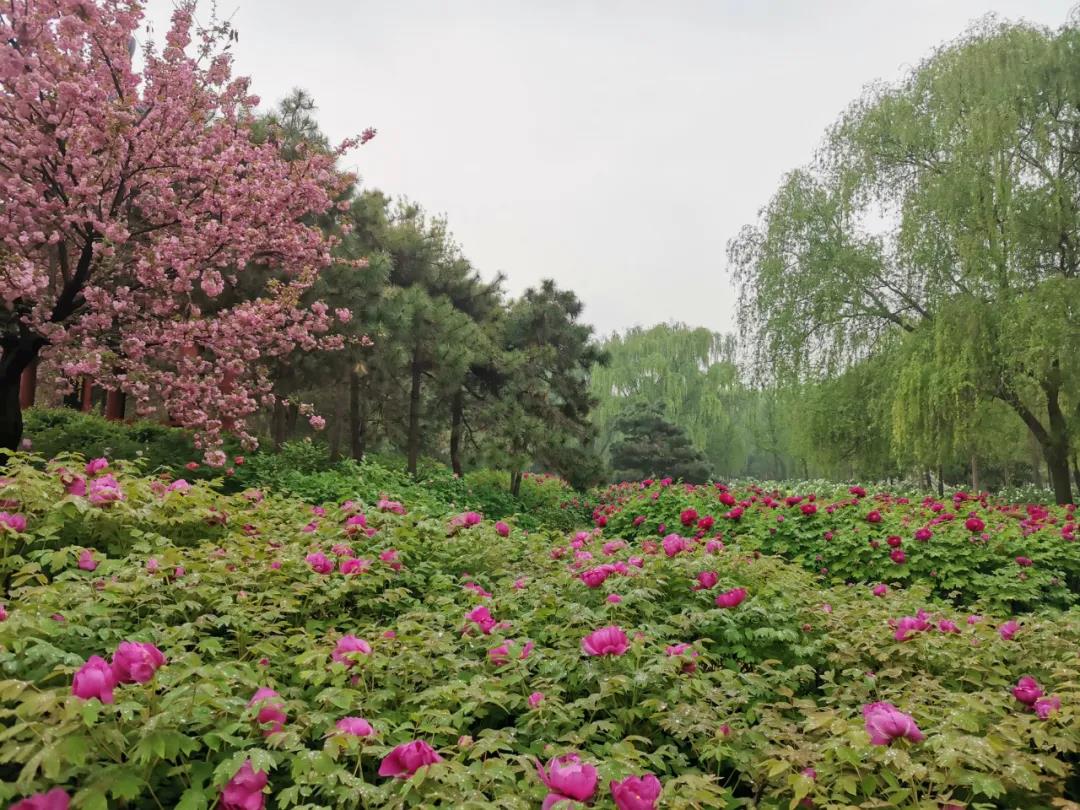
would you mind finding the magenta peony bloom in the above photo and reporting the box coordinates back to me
[679,508,698,526]
[9,788,70,810]
[889,549,906,564]
[893,614,930,642]
[0,511,26,532]
[610,773,662,810]
[581,625,629,656]
[88,474,124,506]
[72,655,116,704]
[1012,676,1043,706]
[340,557,371,575]
[536,753,599,807]
[111,641,166,684]
[305,552,333,574]
[0,603,6,621]
[378,740,443,779]
[336,716,374,737]
[465,605,498,634]
[937,619,960,634]
[692,571,718,591]
[872,584,888,597]
[865,510,882,524]
[715,587,747,608]
[964,516,985,532]
[1015,556,1033,567]
[248,688,287,734]
[580,564,615,589]
[665,642,699,673]
[221,760,267,810]
[331,635,372,668]
[1034,695,1061,719]
[914,527,932,542]
[662,533,690,557]
[999,620,1021,640]
[77,549,97,571]
[528,691,545,707]
[606,593,622,603]
[863,702,924,745]
[495,521,510,537]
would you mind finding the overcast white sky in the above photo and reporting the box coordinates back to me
[142,0,1074,337]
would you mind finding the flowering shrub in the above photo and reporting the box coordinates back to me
[0,462,1078,807]
[593,479,1080,612]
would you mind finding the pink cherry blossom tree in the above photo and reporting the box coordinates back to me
[0,0,368,461]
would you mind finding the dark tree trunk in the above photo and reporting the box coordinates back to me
[271,399,288,449]
[349,370,367,461]
[1044,381,1073,505]
[81,379,95,412]
[510,470,523,497]
[970,455,979,493]
[328,395,345,462]
[0,376,22,454]
[449,389,464,477]
[923,469,932,491]
[937,465,944,498]
[1072,454,1080,499]
[18,359,37,409]
[407,351,422,478]
[104,390,125,421]
[0,338,44,452]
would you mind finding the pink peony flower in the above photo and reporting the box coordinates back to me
[1015,556,1033,567]
[380,548,402,570]
[872,583,888,597]
[378,740,443,779]
[465,605,498,634]
[999,620,1021,640]
[221,760,267,810]
[893,614,930,642]
[661,533,690,557]
[305,552,333,574]
[692,571,718,591]
[1012,676,1043,706]
[581,625,629,656]
[890,549,906,564]
[340,557,371,575]
[665,643,699,673]
[336,716,374,737]
[331,636,372,668]
[9,789,70,810]
[495,521,510,537]
[964,516,985,532]
[1034,695,1061,719]
[528,691,545,707]
[866,510,882,524]
[580,564,615,589]
[248,688,287,734]
[0,511,26,532]
[937,619,959,634]
[606,593,622,603]
[0,604,6,621]
[679,508,698,526]
[536,753,599,808]
[78,549,97,571]
[914,527,932,542]
[72,656,116,704]
[610,773,662,810]
[862,701,924,745]
[88,474,124,506]
[715,587,747,608]
[85,458,109,475]
[111,641,166,684]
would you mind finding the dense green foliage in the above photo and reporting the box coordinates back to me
[1,460,1078,809]
[608,404,711,484]
[731,18,1080,502]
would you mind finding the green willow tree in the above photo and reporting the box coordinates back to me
[731,18,1080,503]
[590,323,749,476]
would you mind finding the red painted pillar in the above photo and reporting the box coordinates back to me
[18,359,37,409]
